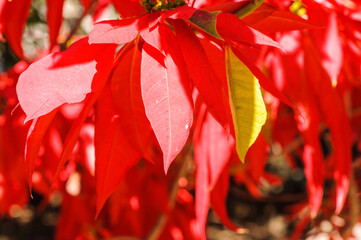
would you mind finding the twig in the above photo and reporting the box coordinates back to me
[145,145,193,240]
[230,185,307,203]
[59,0,97,51]
[234,0,265,19]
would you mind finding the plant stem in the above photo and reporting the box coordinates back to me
[59,0,97,51]
[234,0,265,19]
[145,145,192,240]
[341,170,359,238]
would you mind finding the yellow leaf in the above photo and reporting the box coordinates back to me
[225,46,267,162]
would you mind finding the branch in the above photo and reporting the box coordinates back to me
[59,0,97,51]
[145,144,193,240]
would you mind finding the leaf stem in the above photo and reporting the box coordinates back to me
[234,0,265,19]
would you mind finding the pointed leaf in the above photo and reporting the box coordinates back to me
[194,123,210,240]
[52,92,100,185]
[194,108,235,239]
[225,45,267,162]
[95,85,142,217]
[242,3,320,32]
[140,26,193,172]
[25,110,58,191]
[173,19,230,127]
[302,37,351,214]
[110,41,153,157]
[217,12,281,49]
[1,0,32,58]
[211,164,239,232]
[46,0,65,50]
[139,13,164,55]
[296,103,325,217]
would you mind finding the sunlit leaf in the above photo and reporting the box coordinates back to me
[225,45,267,162]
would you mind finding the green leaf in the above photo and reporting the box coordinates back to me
[225,45,267,162]
[188,9,223,40]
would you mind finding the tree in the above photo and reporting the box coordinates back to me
[1,0,361,239]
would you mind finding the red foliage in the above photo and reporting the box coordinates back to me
[1,0,361,239]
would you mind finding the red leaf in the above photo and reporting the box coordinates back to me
[140,24,193,172]
[308,8,342,84]
[211,164,239,232]
[303,36,351,214]
[138,6,196,56]
[17,37,116,122]
[94,84,142,217]
[111,0,147,18]
[194,108,235,239]
[205,111,234,188]
[242,4,320,32]
[139,13,164,55]
[46,0,65,50]
[217,12,282,49]
[173,19,230,127]
[110,41,153,158]
[52,92,99,186]
[159,5,195,20]
[0,0,5,35]
[25,110,58,192]
[0,0,32,58]
[296,103,325,217]
[245,134,269,180]
[50,42,116,186]
[195,137,209,240]
[89,18,139,44]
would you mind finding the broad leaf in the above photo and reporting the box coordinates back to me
[17,37,116,122]
[225,46,267,162]
[141,26,193,172]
